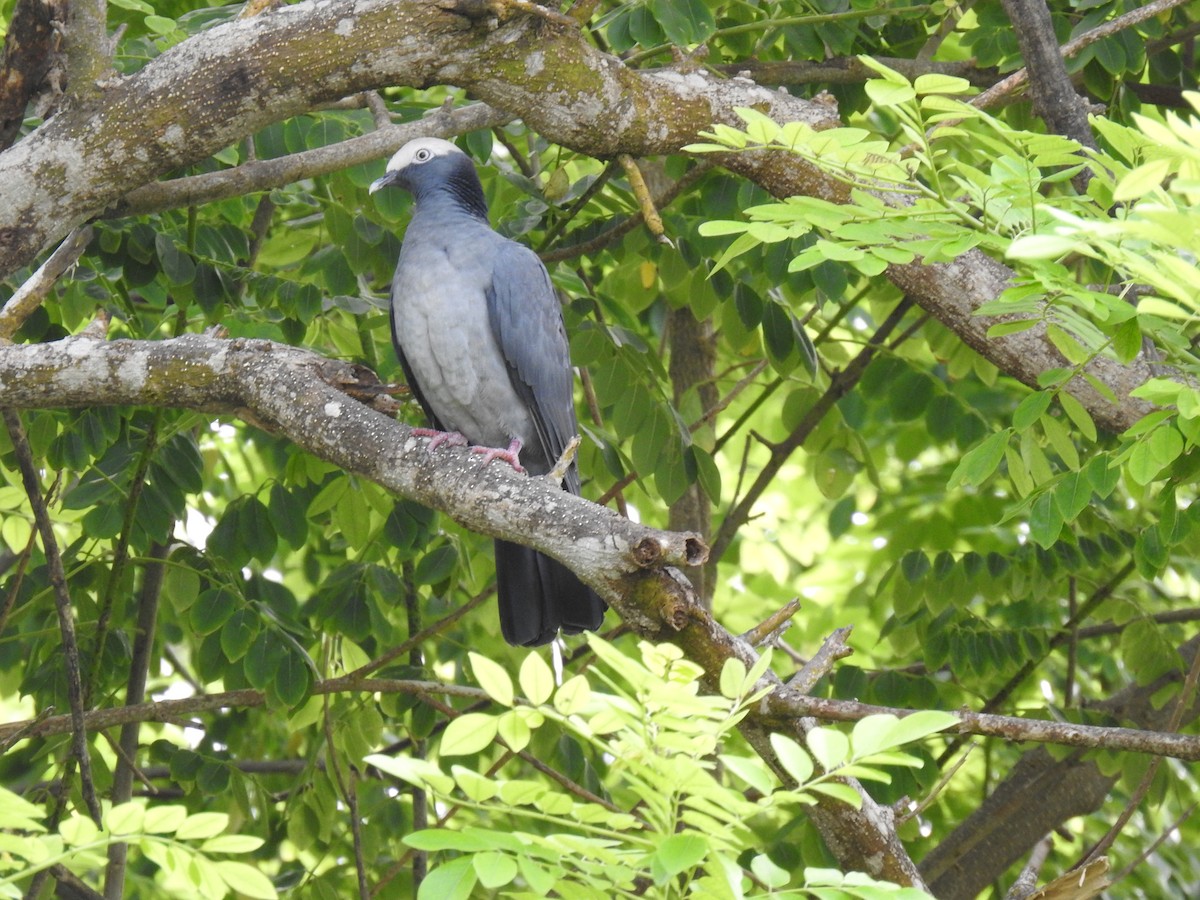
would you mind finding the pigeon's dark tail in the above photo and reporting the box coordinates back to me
[493,539,607,647]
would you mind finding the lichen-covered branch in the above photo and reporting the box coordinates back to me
[0,333,704,624]
[0,0,1161,434]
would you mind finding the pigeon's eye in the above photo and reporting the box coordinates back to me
[414,148,432,162]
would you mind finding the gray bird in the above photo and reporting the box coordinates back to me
[370,137,606,646]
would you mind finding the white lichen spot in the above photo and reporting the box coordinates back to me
[525,50,545,77]
[117,349,149,394]
[324,401,343,418]
[163,124,185,148]
[66,337,98,359]
[334,17,353,36]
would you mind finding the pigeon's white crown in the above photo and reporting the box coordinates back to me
[383,137,464,174]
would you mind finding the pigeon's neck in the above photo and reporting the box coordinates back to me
[415,167,490,223]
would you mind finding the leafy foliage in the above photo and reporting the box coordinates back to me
[368,639,952,898]
[0,789,275,899]
[3,0,1200,897]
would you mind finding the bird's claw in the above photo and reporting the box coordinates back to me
[413,427,468,452]
[472,438,525,474]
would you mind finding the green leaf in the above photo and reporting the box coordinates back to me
[719,657,748,700]
[473,852,519,890]
[1013,391,1052,431]
[518,652,554,706]
[219,608,259,662]
[654,833,708,879]
[143,805,188,834]
[469,652,514,707]
[1028,491,1063,548]
[440,713,498,756]
[144,14,178,34]
[554,674,591,715]
[273,644,311,707]
[751,853,790,888]
[213,861,277,899]
[496,710,531,753]
[244,631,287,690]
[414,544,459,585]
[189,587,240,636]
[900,550,930,583]
[366,755,454,794]
[806,727,850,771]
[865,79,917,106]
[418,857,477,900]
[1058,391,1097,441]
[1127,426,1183,484]
[1040,412,1080,469]
[769,733,813,785]
[805,781,863,807]
[175,812,230,840]
[1046,324,1091,366]
[950,429,1010,487]
[201,834,265,854]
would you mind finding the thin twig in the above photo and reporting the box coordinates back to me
[0,226,92,340]
[112,104,512,217]
[9,672,1200,761]
[689,359,769,434]
[741,599,803,647]
[404,560,427,892]
[899,740,979,825]
[1004,836,1053,899]
[1,409,102,826]
[540,161,714,263]
[103,542,169,899]
[1079,639,1200,867]
[936,559,1137,766]
[1113,800,1198,883]
[972,0,1194,111]
[710,297,915,563]
[347,587,491,681]
[322,692,370,900]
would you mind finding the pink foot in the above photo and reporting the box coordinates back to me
[412,427,468,452]
[472,438,525,474]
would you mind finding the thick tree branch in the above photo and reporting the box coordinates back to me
[0,333,705,631]
[999,0,1097,151]
[0,0,1162,434]
[0,0,832,278]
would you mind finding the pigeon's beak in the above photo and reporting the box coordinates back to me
[369,169,401,195]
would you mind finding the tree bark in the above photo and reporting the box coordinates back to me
[0,0,1163,435]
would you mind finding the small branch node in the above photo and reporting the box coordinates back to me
[631,536,666,568]
[787,625,853,693]
[547,435,581,485]
[618,154,666,239]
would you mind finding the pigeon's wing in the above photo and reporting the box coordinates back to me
[485,241,580,488]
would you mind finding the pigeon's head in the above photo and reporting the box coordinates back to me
[370,138,489,220]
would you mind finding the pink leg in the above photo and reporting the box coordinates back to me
[412,427,468,452]
[472,438,525,474]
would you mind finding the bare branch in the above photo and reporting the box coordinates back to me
[787,626,854,694]
[974,0,1195,111]
[1,409,102,825]
[0,225,91,340]
[109,104,512,218]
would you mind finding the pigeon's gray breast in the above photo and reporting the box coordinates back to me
[390,229,534,452]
